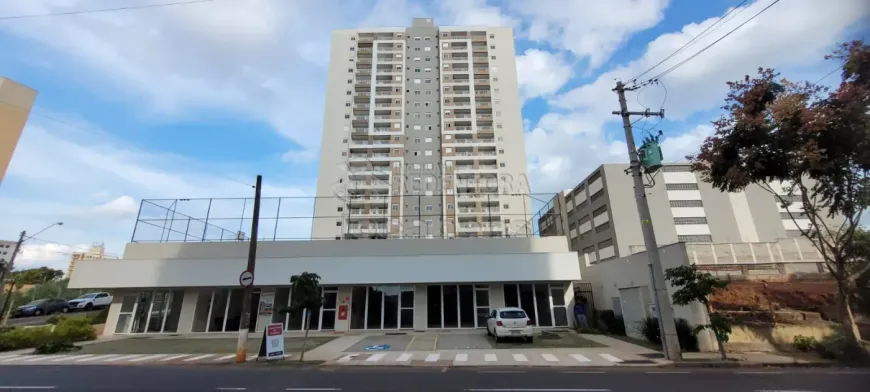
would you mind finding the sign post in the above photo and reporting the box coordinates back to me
[258,323,285,361]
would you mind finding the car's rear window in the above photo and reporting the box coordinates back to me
[500,310,527,319]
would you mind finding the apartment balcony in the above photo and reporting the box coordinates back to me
[474,79,490,86]
[475,102,492,109]
[457,193,499,202]
[472,57,489,62]
[455,164,499,174]
[356,69,372,76]
[348,208,390,217]
[471,45,488,53]
[445,90,470,97]
[443,101,471,108]
[476,114,493,121]
[348,181,391,190]
[474,90,491,97]
[477,125,494,132]
[375,91,400,97]
[377,45,401,52]
[357,58,372,65]
[454,151,497,158]
[348,153,391,162]
[357,47,373,54]
[456,179,499,189]
[371,127,400,134]
[457,207,501,215]
[457,222,502,232]
[349,139,399,147]
[347,225,388,234]
[445,67,470,73]
[445,138,495,146]
[474,67,489,74]
[347,196,390,206]
[375,79,399,86]
[470,34,487,42]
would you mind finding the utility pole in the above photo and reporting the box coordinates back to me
[0,231,26,325]
[236,175,263,363]
[612,81,681,361]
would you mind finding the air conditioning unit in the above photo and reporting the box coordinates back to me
[236,231,246,241]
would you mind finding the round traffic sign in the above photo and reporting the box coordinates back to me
[239,270,254,287]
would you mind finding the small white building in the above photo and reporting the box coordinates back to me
[69,237,581,335]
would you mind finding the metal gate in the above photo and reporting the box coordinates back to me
[573,282,596,328]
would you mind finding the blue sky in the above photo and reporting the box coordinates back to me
[0,0,867,270]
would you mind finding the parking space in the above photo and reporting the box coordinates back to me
[435,333,492,349]
[343,334,414,352]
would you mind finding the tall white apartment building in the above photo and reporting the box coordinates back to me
[312,18,530,240]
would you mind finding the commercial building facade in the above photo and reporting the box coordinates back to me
[68,237,581,335]
[311,18,531,240]
[538,163,823,264]
[0,77,37,188]
[67,243,117,280]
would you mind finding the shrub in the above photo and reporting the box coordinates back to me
[46,315,64,325]
[637,316,661,345]
[636,316,700,352]
[0,318,96,352]
[88,308,109,325]
[793,335,819,352]
[54,317,97,342]
[0,326,53,352]
[675,318,700,352]
[598,310,627,336]
[34,341,78,355]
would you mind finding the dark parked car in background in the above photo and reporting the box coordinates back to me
[10,298,69,317]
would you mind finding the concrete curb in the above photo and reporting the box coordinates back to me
[664,360,839,368]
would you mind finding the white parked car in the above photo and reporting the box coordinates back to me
[486,307,534,343]
[66,292,112,311]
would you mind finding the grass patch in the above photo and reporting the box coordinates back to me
[77,336,335,355]
[488,331,605,349]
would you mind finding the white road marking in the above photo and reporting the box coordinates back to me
[561,371,605,374]
[53,355,91,362]
[1,356,26,362]
[569,354,590,362]
[0,355,21,360]
[512,354,528,362]
[216,388,247,391]
[130,354,167,362]
[465,389,610,391]
[598,353,622,363]
[477,371,526,374]
[336,354,356,362]
[284,389,342,391]
[215,355,236,361]
[77,355,118,362]
[454,353,468,362]
[541,354,559,362]
[48,356,76,362]
[184,354,214,362]
[755,390,820,392]
[484,353,497,362]
[425,353,439,362]
[160,354,191,362]
[0,387,57,390]
[24,356,50,362]
[365,353,385,362]
[737,372,785,375]
[395,353,413,362]
[103,354,143,362]
[647,371,691,374]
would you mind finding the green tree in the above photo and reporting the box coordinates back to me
[10,267,64,285]
[849,228,870,316]
[288,272,322,361]
[689,41,870,361]
[664,265,731,359]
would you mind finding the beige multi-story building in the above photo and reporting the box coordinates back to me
[0,77,37,188]
[67,243,117,279]
[312,18,531,240]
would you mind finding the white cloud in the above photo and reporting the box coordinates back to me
[526,0,869,192]
[281,149,318,165]
[440,0,518,27]
[510,0,670,68]
[93,196,139,217]
[515,49,574,100]
[15,243,83,272]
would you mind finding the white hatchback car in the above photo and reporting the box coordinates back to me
[486,307,534,343]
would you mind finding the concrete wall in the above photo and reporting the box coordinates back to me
[121,236,570,259]
[728,323,837,347]
[580,242,716,351]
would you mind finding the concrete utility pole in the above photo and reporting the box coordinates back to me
[236,175,263,363]
[612,81,681,361]
[0,231,26,326]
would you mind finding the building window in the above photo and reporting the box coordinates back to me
[447,203,454,209]
[678,235,713,243]
[665,183,699,191]
[663,165,693,172]
[499,163,505,167]
[425,205,433,211]
[498,149,504,154]
[392,204,399,210]
[670,200,703,208]
[674,217,708,225]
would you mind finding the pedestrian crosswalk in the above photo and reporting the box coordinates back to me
[332,351,630,366]
[0,353,259,366]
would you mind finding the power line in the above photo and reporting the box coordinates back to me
[629,0,750,85]
[814,67,840,84]
[0,0,216,21]
[646,0,782,83]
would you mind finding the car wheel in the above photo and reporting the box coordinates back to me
[84,303,94,311]
[493,331,500,343]
[526,336,534,343]
[34,309,43,316]
[61,307,69,313]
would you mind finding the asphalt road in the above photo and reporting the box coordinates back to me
[6,310,100,327]
[0,365,867,392]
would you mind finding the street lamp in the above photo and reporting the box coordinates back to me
[0,222,65,325]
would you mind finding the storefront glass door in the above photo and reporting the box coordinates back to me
[503,283,570,327]
[349,285,414,330]
[426,284,489,328]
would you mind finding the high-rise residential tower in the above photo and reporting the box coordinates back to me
[312,18,531,240]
